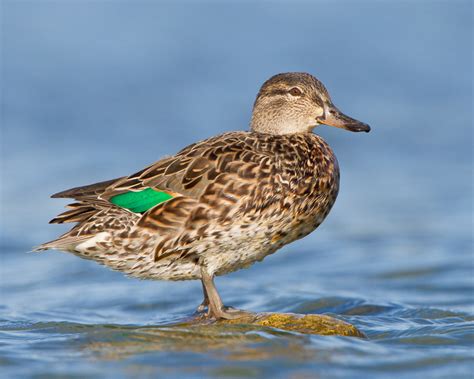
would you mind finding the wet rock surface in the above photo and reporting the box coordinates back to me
[186,312,365,338]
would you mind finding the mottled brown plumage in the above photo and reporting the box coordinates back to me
[36,72,370,319]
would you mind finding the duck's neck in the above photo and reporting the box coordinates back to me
[250,117,295,135]
[250,104,314,135]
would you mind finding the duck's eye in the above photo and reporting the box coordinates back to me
[289,87,303,96]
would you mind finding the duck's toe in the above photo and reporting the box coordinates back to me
[208,306,251,320]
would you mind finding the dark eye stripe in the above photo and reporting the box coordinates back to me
[267,89,288,96]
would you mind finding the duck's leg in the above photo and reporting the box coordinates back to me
[196,281,209,313]
[200,267,248,320]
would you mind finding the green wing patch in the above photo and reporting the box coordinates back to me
[110,188,173,213]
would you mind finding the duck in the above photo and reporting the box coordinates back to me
[35,72,370,320]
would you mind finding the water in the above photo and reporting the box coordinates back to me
[1,1,473,378]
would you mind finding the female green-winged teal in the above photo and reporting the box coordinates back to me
[36,72,370,320]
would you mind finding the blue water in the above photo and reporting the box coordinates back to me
[1,2,473,378]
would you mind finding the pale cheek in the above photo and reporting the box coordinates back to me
[307,113,319,125]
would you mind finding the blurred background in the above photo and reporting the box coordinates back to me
[1,1,472,378]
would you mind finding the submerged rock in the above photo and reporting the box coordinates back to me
[85,312,365,360]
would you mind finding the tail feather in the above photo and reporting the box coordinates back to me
[37,200,108,251]
[33,235,91,252]
[49,205,96,224]
[37,178,137,254]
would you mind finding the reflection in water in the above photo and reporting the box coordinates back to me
[85,324,313,362]
[83,312,365,361]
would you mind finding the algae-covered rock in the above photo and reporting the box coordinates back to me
[188,312,365,338]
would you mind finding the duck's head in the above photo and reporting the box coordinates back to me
[250,72,370,135]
